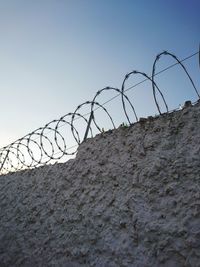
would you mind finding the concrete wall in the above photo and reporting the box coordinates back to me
[1,102,200,267]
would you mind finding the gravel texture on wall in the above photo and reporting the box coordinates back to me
[1,102,200,267]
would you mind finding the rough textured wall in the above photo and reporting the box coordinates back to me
[1,102,200,267]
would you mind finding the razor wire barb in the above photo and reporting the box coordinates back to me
[0,50,199,175]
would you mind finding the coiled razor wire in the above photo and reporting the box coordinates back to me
[0,50,199,175]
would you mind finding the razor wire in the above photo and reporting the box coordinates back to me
[0,50,199,175]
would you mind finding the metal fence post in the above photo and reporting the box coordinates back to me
[83,111,94,141]
[0,150,9,173]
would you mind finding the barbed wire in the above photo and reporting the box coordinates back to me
[0,50,199,175]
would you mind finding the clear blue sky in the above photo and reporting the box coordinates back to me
[0,0,199,147]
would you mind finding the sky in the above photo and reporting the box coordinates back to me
[0,0,199,149]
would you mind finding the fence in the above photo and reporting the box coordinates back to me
[0,50,199,175]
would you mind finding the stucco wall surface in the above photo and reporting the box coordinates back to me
[0,102,200,267]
